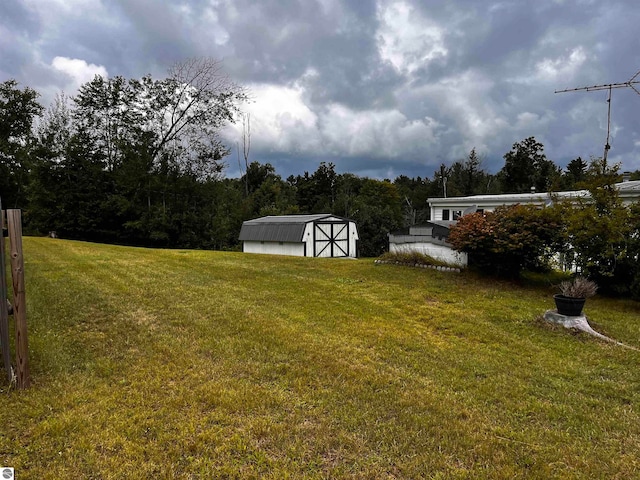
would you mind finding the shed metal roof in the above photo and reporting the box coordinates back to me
[243,214,334,224]
[239,214,344,242]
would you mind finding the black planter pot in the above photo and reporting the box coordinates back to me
[554,294,586,316]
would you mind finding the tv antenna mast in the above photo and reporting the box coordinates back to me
[555,69,640,163]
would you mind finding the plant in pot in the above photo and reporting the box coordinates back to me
[554,276,598,316]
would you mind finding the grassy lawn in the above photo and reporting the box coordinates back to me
[2,238,640,479]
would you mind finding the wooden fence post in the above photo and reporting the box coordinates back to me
[7,209,29,389]
[0,202,11,383]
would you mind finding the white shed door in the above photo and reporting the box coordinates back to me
[313,221,349,257]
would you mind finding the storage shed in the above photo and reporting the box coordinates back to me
[239,214,359,258]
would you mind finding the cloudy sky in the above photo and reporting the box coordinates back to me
[2,0,639,179]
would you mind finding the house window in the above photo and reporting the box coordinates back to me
[452,210,462,220]
[442,209,450,220]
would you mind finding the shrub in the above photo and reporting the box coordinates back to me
[448,204,565,277]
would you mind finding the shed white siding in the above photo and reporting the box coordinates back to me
[243,241,306,256]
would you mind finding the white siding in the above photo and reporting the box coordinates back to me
[243,241,306,256]
[302,223,314,256]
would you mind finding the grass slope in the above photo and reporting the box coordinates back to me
[1,238,640,479]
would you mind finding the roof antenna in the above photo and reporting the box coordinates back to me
[555,70,640,165]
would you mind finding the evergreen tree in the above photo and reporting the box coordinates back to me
[498,137,560,193]
[562,157,588,189]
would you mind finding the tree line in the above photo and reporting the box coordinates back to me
[1,61,638,257]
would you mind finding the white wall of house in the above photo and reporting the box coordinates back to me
[389,242,468,267]
[243,241,306,256]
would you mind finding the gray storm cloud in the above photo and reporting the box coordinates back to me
[2,0,639,178]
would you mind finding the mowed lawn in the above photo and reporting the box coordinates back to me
[2,238,640,479]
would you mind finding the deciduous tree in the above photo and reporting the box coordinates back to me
[0,79,43,207]
[563,158,633,294]
[351,179,403,257]
[291,162,338,213]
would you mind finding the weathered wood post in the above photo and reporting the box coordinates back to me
[0,202,11,383]
[7,209,29,389]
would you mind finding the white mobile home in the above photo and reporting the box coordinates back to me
[427,179,640,221]
[239,214,359,258]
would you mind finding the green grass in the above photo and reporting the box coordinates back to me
[1,238,640,479]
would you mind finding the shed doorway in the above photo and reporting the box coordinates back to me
[314,221,350,257]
